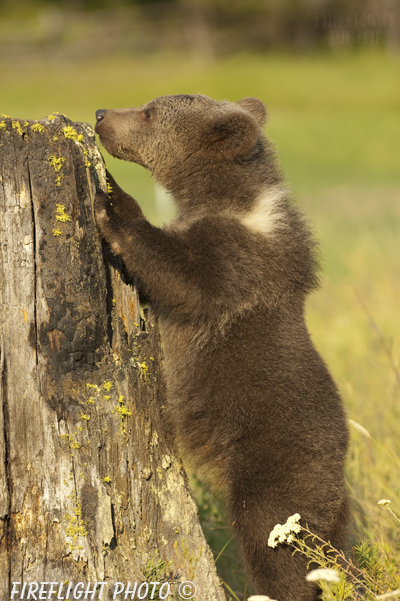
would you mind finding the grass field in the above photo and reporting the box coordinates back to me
[2,48,399,598]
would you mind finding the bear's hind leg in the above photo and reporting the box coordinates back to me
[229,489,319,601]
[236,523,319,601]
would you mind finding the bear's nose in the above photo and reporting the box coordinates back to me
[95,109,107,123]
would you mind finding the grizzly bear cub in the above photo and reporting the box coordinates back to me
[94,94,349,601]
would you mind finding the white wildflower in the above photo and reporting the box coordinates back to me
[248,596,278,601]
[306,568,340,583]
[378,499,391,506]
[348,419,371,438]
[268,513,301,548]
[375,590,400,600]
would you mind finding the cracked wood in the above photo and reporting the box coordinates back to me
[0,116,226,599]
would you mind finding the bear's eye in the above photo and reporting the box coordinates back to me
[143,109,153,120]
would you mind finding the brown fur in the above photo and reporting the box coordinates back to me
[94,94,349,600]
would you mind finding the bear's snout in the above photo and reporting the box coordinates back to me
[95,109,108,133]
[95,109,106,122]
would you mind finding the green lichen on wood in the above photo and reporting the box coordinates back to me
[173,538,203,581]
[142,550,174,600]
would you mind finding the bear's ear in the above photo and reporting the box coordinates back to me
[206,109,260,159]
[236,97,267,127]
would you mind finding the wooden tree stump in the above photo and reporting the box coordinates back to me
[0,114,226,600]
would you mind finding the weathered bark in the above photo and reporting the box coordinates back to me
[0,115,226,600]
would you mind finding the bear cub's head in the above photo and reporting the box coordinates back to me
[95,94,281,212]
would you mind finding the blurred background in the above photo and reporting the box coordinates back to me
[1,0,399,598]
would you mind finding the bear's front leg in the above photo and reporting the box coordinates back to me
[105,171,145,220]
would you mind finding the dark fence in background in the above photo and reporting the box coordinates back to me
[0,0,399,62]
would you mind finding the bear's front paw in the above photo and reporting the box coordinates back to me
[105,171,144,220]
[95,189,112,228]
[94,189,127,257]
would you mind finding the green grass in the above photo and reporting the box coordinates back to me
[2,49,400,211]
[2,48,399,598]
[306,183,400,563]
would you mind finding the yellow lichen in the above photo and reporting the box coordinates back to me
[55,174,64,187]
[0,121,6,130]
[104,476,111,483]
[140,360,149,381]
[63,472,74,485]
[52,228,62,237]
[55,204,72,223]
[30,123,46,133]
[113,395,132,436]
[80,413,90,421]
[12,121,23,136]
[62,125,84,142]
[114,395,132,418]
[114,404,132,418]
[86,383,101,391]
[103,380,114,392]
[82,149,91,167]
[60,433,80,450]
[86,397,94,404]
[49,155,65,172]
[65,496,88,551]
